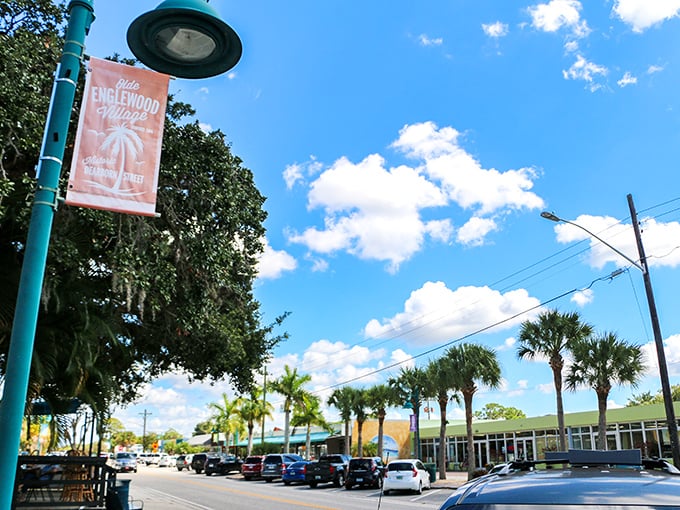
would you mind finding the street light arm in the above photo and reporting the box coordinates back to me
[540,211,644,273]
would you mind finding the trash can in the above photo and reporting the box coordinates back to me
[115,479,130,510]
[424,463,436,483]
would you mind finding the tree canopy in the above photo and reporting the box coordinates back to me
[1,1,285,424]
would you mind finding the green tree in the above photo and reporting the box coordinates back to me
[627,385,680,406]
[210,393,245,452]
[239,385,273,456]
[1,1,287,435]
[291,393,331,460]
[328,386,355,456]
[473,403,526,420]
[269,365,311,453]
[445,344,501,478]
[426,357,461,480]
[193,420,213,436]
[517,310,593,451]
[388,367,428,459]
[566,332,644,449]
[350,388,371,458]
[366,384,398,460]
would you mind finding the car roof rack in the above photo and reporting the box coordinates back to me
[499,449,680,475]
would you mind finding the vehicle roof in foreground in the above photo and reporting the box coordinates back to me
[440,449,680,509]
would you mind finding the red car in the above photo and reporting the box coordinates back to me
[241,455,265,480]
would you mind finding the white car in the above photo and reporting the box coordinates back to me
[383,459,431,495]
[158,454,174,467]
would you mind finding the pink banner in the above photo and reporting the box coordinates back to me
[66,57,170,216]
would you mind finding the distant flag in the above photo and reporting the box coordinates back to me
[65,57,170,216]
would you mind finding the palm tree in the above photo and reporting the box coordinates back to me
[239,385,273,456]
[388,366,428,460]
[328,386,355,456]
[269,365,311,453]
[426,356,461,480]
[366,384,398,460]
[291,393,331,459]
[350,388,370,457]
[209,393,244,453]
[445,343,501,478]
[517,309,593,451]
[566,332,644,449]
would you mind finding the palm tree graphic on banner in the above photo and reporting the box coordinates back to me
[87,123,145,195]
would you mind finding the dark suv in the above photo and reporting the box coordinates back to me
[191,453,209,474]
[205,453,243,476]
[345,457,384,489]
[261,453,303,482]
[439,449,680,509]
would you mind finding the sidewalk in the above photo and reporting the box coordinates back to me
[129,471,470,509]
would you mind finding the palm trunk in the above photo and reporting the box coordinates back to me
[357,420,364,457]
[597,391,608,450]
[438,394,448,480]
[464,390,475,479]
[306,424,311,460]
[283,408,291,453]
[552,361,567,451]
[344,419,350,456]
[247,423,254,456]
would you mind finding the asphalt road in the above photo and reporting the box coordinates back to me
[122,465,456,510]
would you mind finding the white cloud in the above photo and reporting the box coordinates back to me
[283,158,325,189]
[613,0,680,33]
[457,217,498,246]
[537,383,555,394]
[564,40,579,53]
[642,334,680,377]
[256,239,297,279]
[607,399,625,409]
[227,71,237,80]
[552,215,680,270]
[529,0,590,37]
[482,22,509,38]
[617,71,637,87]
[571,288,594,307]
[647,65,664,74]
[497,336,517,351]
[418,34,443,46]
[364,281,541,345]
[562,54,608,91]
[198,123,212,134]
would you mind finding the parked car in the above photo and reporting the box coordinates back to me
[205,454,243,476]
[305,453,351,488]
[438,449,680,509]
[282,460,310,486]
[383,459,431,495]
[158,454,174,467]
[261,453,303,482]
[146,453,161,466]
[191,453,209,474]
[175,454,191,471]
[345,457,385,489]
[111,452,137,473]
[241,455,265,480]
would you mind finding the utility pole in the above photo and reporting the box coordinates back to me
[139,410,152,452]
[627,194,680,468]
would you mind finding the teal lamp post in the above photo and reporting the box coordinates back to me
[0,1,241,506]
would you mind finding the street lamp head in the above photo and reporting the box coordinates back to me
[127,0,242,79]
[540,211,562,223]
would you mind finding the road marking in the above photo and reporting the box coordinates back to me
[147,478,339,509]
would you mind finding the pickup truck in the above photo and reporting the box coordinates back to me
[304,454,351,488]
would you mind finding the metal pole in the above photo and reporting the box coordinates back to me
[627,194,680,468]
[0,2,94,506]
[140,409,151,452]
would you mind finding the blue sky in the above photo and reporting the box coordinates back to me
[79,0,680,438]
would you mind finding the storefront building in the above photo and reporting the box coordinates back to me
[417,403,680,470]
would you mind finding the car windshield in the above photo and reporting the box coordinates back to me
[116,453,132,459]
[350,459,373,470]
[388,462,413,471]
[245,457,261,463]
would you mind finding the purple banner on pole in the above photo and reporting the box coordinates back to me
[409,414,417,432]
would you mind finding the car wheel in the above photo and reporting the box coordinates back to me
[345,483,352,490]
[265,478,273,483]
[416,482,422,495]
[334,472,345,487]
[284,481,291,486]
[177,467,182,472]
[195,468,203,474]
[309,481,318,488]
[383,489,390,495]
[244,476,251,480]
